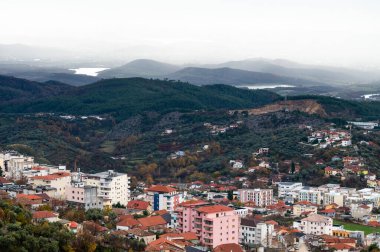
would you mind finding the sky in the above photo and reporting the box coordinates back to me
[1,0,380,68]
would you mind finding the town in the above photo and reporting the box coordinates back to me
[1,121,379,252]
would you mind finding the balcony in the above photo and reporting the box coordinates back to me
[204,220,213,226]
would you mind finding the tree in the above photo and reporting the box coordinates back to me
[291,161,295,174]
[85,209,103,221]
[227,190,234,201]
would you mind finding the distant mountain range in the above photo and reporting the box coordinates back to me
[2,44,380,87]
[96,58,380,86]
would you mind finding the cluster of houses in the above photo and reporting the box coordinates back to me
[1,150,380,251]
[203,121,243,135]
[307,128,352,148]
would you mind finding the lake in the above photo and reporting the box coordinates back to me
[69,67,109,76]
[240,84,295,90]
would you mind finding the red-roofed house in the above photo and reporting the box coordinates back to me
[146,185,184,212]
[138,215,168,233]
[16,193,43,207]
[127,200,152,213]
[32,211,59,223]
[116,217,141,231]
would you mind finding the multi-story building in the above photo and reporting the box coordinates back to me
[177,201,239,248]
[29,172,71,199]
[146,185,184,212]
[85,170,130,207]
[292,201,318,216]
[66,172,103,210]
[323,191,346,207]
[239,217,274,247]
[0,151,35,179]
[298,214,333,235]
[238,189,273,207]
[277,182,303,203]
[298,187,322,205]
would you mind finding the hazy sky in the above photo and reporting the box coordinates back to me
[1,0,380,67]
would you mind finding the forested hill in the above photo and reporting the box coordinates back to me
[0,75,73,104]
[0,77,281,120]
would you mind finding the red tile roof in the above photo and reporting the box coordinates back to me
[147,185,176,193]
[16,194,42,200]
[32,211,57,219]
[127,200,150,210]
[69,221,78,228]
[138,216,167,227]
[117,217,140,228]
[160,232,198,241]
[31,172,70,181]
[152,210,168,216]
[179,199,207,207]
[32,166,48,171]
[214,243,243,252]
[196,205,233,214]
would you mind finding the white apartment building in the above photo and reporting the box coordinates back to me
[238,189,273,207]
[277,182,303,202]
[298,187,322,205]
[298,214,333,235]
[0,151,35,179]
[85,170,130,207]
[240,218,274,247]
[323,191,347,207]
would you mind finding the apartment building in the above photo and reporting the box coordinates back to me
[0,151,35,179]
[177,201,239,248]
[298,187,322,205]
[292,201,318,216]
[239,217,274,247]
[66,172,103,210]
[238,189,273,207]
[146,185,184,212]
[85,170,130,206]
[277,182,303,203]
[323,191,346,207]
[298,214,333,235]
[29,172,71,199]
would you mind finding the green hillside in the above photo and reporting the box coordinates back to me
[0,77,280,120]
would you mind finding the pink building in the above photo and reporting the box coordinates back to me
[177,201,239,248]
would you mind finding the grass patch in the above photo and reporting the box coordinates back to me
[333,219,378,235]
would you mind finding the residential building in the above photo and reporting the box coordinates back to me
[146,185,184,212]
[298,214,333,235]
[323,191,346,207]
[293,201,318,216]
[29,172,71,200]
[85,170,130,206]
[238,189,273,207]
[277,182,303,202]
[0,151,35,179]
[177,201,239,248]
[32,211,59,223]
[298,187,322,205]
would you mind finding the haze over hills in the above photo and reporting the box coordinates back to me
[164,67,325,86]
[99,59,181,78]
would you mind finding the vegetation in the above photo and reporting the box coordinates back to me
[333,219,379,235]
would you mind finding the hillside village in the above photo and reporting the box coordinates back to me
[1,119,380,252]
